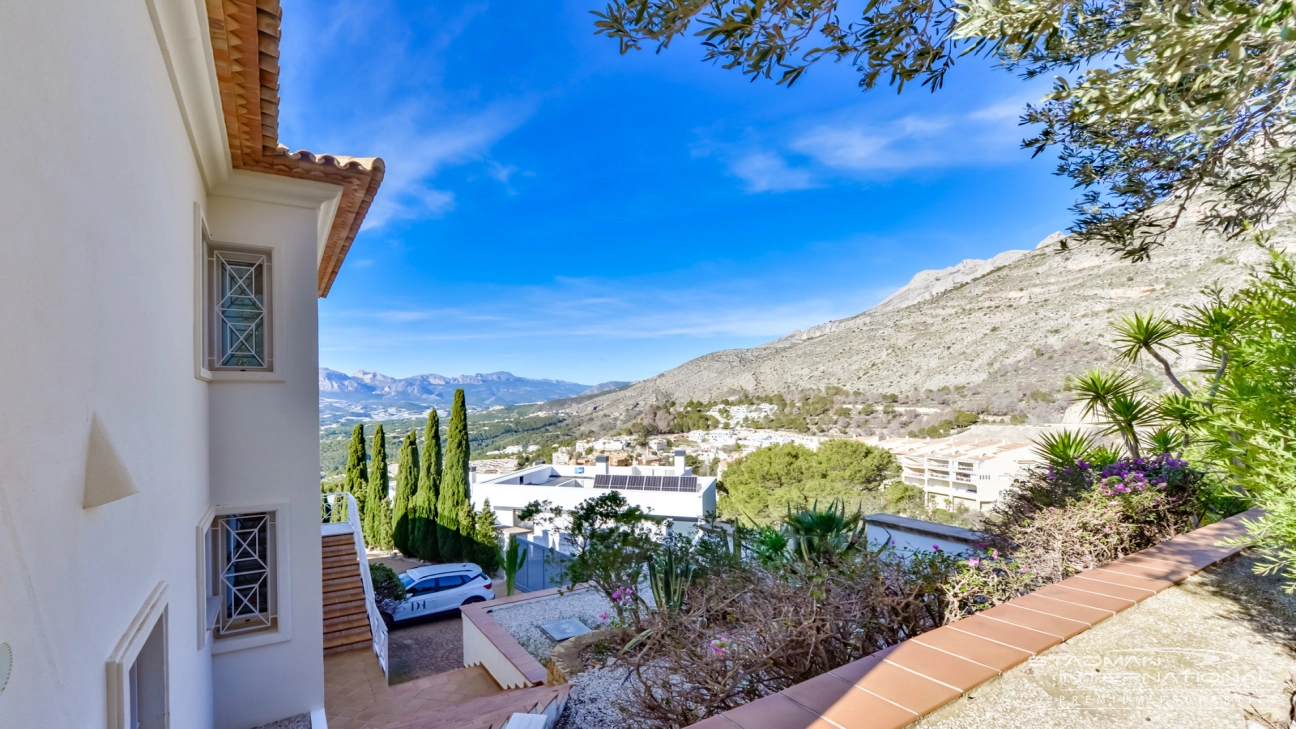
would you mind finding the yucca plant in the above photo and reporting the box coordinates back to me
[1142,427,1181,457]
[1067,369,1157,458]
[782,501,865,563]
[494,535,528,597]
[1112,312,1190,396]
[1031,429,1102,468]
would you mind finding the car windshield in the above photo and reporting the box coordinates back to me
[398,574,413,589]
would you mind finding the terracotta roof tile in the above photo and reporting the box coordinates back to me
[205,0,384,297]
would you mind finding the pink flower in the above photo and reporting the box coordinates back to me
[598,612,609,622]
[990,549,1000,560]
[967,558,981,568]
[710,636,731,655]
[933,545,942,551]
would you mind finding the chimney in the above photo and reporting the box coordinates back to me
[674,449,687,475]
[469,465,477,485]
[595,454,609,475]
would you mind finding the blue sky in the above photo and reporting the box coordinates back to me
[280,1,1079,386]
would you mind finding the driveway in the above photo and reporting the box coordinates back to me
[387,611,465,684]
[368,553,496,685]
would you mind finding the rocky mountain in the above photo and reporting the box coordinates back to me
[580,381,633,396]
[570,214,1290,428]
[318,369,595,426]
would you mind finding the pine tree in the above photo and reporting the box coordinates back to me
[344,423,368,521]
[391,430,419,557]
[471,499,499,573]
[364,424,392,550]
[411,409,442,562]
[438,389,471,561]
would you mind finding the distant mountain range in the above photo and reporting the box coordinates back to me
[318,368,629,426]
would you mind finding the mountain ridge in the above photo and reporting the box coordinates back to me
[318,368,599,426]
[567,215,1290,428]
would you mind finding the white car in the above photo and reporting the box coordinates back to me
[384,563,494,625]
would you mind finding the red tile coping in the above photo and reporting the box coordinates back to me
[689,508,1261,728]
[459,585,594,688]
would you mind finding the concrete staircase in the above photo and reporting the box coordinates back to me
[322,532,372,655]
[387,684,571,729]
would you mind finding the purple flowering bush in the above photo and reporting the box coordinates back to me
[984,454,1207,585]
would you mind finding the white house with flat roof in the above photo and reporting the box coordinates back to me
[472,450,718,546]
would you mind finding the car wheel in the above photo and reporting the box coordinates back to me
[461,596,486,606]
[381,612,395,628]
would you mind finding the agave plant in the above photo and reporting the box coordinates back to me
[782,501,865,562]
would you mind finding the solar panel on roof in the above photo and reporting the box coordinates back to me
[593,474,611,487]
[627,475,645,490]
[679,476,698,492]
[661,476,680,492]
[611,475,628,487]
[643,476,662,491]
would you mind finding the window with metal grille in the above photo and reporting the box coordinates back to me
[206,246,272,371]
[211,512,277,638]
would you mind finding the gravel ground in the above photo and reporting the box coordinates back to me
[251,714,310,729]
[556,665,635,729]
[490,590,613,660]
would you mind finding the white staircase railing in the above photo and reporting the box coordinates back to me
[321,492,388,678]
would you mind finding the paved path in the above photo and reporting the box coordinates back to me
[388,612,466,684]
[924,553,1296,728]
[324,647,501,729]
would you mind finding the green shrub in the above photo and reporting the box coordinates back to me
[369,563,407,615]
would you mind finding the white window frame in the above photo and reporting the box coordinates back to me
[207,500,294,654]
[195,507,219,649]
[106,582,169,729]
[204,242,274,373]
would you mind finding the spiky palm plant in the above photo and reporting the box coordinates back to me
[1112,312,1191,396]
[782,501,864,562]
[1067,369,1157,458]
[1032,429,1101,467]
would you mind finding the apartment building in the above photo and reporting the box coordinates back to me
[862,436,1038,511]
[0,2,382,727]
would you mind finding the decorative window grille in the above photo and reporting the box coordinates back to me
[206,247,272,371]
[212,512,277,637]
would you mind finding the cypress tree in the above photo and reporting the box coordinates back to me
[411,409,442,562]
[391,430,419,557]
[364,424,392,550]
[471,499,499,573]
[438,389,471,561]
[344,423,368,522]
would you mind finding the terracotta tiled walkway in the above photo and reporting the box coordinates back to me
[324,648,501,729]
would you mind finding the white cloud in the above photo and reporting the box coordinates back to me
[783,98,1033,175]
[360,102,531,229]
[728,151,817,193]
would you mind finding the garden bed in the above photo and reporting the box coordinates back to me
[490,588,613,661]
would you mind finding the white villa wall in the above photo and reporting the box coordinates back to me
[0,4,343,729]
[0,1,214,727]
[206,195,328,728]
